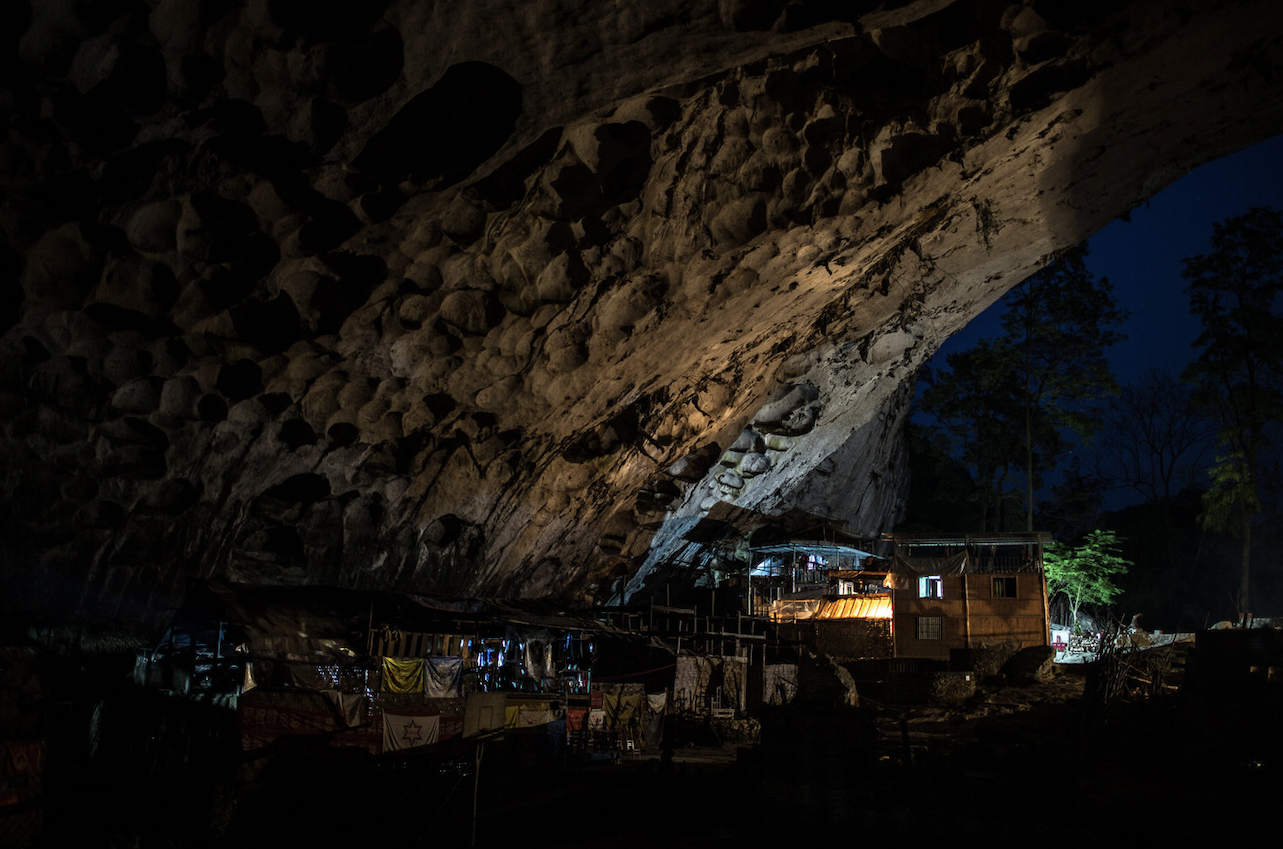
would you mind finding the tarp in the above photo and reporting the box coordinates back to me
[642,698,665,750]
[506,627,553,680]
[603,692,642,729]
[890,551,969,580]
[886,535,1046,574]
[763,664,798,706]
[768,597,823,622]
[674,655,746,714]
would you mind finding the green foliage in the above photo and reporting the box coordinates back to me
[1183,207,1283,463]
[1182,206,1283,618]
[1001,245,1128,441]
[1044,529,1130,627]
[1200,449,1262,534]
[1038,457,1107,542]
[1103,489,1227,631]
[897,422,986,533]
[919,342,1048,529]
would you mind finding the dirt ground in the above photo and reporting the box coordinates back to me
[22,652,1278,848]
[515,658,1275,848]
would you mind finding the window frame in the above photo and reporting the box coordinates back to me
[916,615,943,640]
[991,576,1018,599]
[917,575,943,599]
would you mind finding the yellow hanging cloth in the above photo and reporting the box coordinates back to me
[382,656,425,694]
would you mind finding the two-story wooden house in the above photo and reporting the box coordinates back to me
[768,533,1051,662]
[886,534,1051,661]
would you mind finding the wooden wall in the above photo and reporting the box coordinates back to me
[893,572,1048,661]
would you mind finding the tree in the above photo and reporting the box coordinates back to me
[919,244,1127,531]
[1038,457,1107,543]
[1044,529,1131,631]
[1002,246,1128,530]
[1182,206,1283,625]
[919,343,1052,531]
[1095,369,1217,590]
[898,420,986,533]
[1098,369,1215,505]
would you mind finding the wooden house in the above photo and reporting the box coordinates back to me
[767,533,1051,663]
[886,534,1051,661]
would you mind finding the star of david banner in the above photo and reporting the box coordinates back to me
[382,711,440,752]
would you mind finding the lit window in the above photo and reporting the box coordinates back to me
[992,577,1017,598]
[918,575,943,599]
[916,616,943,640]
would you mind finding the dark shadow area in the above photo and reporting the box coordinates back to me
[354,62,522,188]
[5,632,1277,847]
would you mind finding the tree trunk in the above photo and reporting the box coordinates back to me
[1239,504,1252,626]
[994,468,1008,532]
[1024,396,1035,531]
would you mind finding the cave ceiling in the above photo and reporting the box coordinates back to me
[2,0,1282,626]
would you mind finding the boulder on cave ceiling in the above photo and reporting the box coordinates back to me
[1,0,1282,626]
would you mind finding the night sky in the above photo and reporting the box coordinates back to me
[930,132,1283,385]
[916,133,1283,512]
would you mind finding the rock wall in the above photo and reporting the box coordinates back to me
[2,0,1282,624]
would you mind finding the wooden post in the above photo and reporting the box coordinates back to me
[1038,534,1052,646]
[472,740,484,846]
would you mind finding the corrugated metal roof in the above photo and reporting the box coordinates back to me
[883,532,1049,545]
[815,595,893,620]
[750,542,874,558]
[768,594,895,622]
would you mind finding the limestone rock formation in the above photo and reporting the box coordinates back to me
[2,0,1282,624]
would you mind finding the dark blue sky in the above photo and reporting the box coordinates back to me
[931,133,1283,385]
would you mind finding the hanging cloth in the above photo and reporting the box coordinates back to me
[382,657,425,694]
[424,657,463,697]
